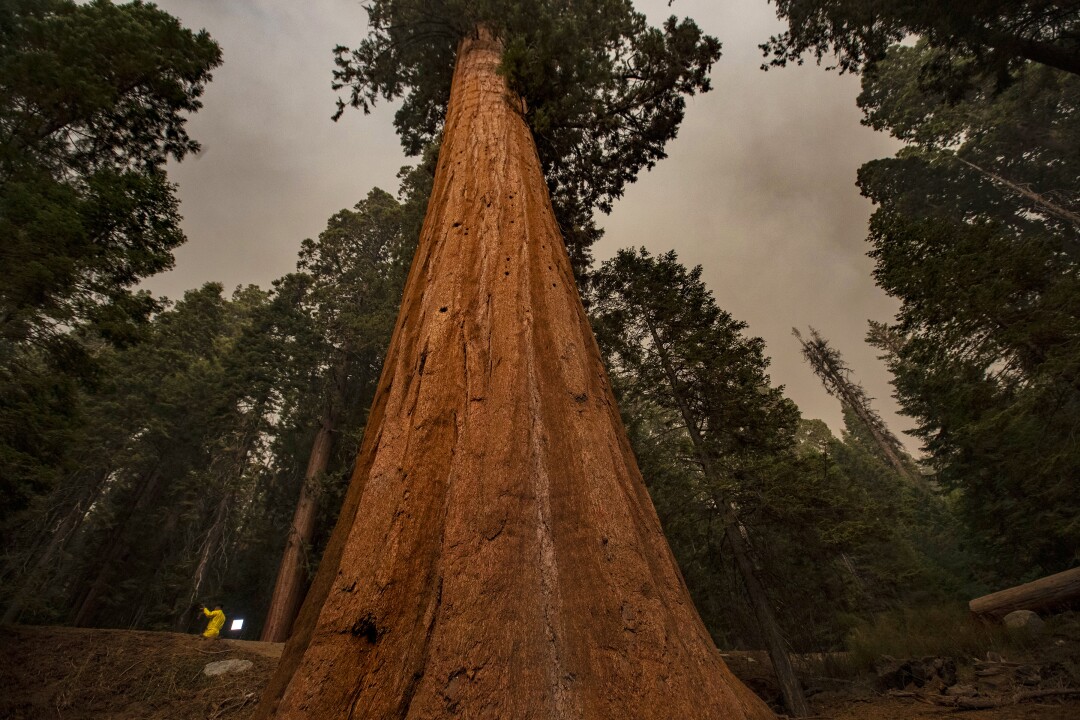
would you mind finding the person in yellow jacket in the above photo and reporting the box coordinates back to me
[201,603,226,639]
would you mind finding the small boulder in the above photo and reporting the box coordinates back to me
[203,658,254,677]
[1003,610,1045,634]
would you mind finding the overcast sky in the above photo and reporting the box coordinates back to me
[148,0,912,450]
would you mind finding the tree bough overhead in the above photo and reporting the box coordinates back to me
[331,0,720,275]
[256,6,773,719]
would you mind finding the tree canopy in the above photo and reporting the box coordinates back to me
[0,0,220,522]
[762,0,1080,77]
[856,41,1080,582]
[0,0,222,354]
[331,0,721,267]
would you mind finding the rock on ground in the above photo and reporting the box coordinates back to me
[1004,610,1046,634]
[204,658,255,676]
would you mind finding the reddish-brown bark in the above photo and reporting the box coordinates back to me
[261,417,336,642]
[255,29,775,719]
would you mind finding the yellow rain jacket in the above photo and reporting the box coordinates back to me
[202,607,226,638]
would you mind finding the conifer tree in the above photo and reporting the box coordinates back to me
[856,42,1080,581]
[592,248,808,716]
[793,327,919,484]
[255,3,773,718]
[262,188,415,642]
[762,1,1080,77]
[0,0,221,523]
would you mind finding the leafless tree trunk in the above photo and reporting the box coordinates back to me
[261,414,335,642]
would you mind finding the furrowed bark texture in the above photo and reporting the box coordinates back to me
[256,31,774,720]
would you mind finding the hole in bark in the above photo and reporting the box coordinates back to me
[574,392,588,403]
[349,613,381,643]
[439,307,448,313]
[418,349,428,376]
[505,257,510,261]
[444,669,466,710]
[552,283,557,287]
[504,271,509,276]
[452,222,461,227]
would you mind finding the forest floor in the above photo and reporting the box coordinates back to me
[0,625,282,719]
[1,624,1078,719]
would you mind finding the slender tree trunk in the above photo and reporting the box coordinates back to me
[796,330,920,485]
[261,414,336,642]
[1,473,105,624]
[842,397,917,483]
[183,489,233,617]
[71,466,162,627]
[255,28,773,720]
[645,321,810,717]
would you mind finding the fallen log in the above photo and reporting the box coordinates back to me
[969,567,1080,619]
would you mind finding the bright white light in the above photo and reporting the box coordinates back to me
[230,618,244,631]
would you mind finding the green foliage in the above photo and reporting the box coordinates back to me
[0,0,222,351]
[592,249,875,649]
[857,43,1080,582]
[762,1,1080,77]
[330,0,720,268]
[591,247,799,480]
[590,248,974,650]
[843,604,1020,673]
[0,0,220,523]
[0,155,432,632]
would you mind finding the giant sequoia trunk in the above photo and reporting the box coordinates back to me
[255,29,774,719]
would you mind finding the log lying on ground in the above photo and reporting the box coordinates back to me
[969,567,1080,619]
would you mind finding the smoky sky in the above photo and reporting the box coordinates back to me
[148,0,911,451]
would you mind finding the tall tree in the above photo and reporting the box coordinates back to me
[761,0,1080,77]
[256,7,773,717]
[0,0,221,521]
[591,248,808,716]
[262,187,415,642]
[856,42,1080,582]
[0,0,221,351]
[793,327,919,484]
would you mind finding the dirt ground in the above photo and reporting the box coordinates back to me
[812,694,1080,720]
[1,625,1077,719]
[0,625,281,719]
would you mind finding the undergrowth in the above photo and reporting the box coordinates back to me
[817,604,1037,677]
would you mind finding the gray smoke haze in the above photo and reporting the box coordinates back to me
[148,0,911,450]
